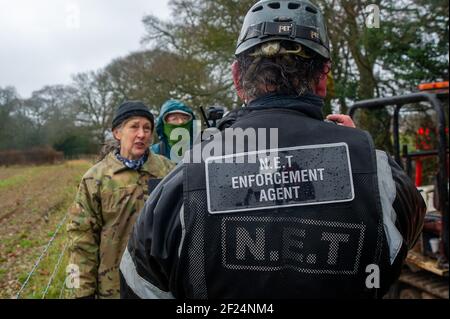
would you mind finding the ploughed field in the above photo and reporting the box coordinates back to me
[0,160,90,298]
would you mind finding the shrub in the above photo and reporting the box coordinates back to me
[0,147,64,166]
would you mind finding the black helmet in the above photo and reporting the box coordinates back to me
[236,0,330,59]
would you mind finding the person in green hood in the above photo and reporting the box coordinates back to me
[151,99,196,162]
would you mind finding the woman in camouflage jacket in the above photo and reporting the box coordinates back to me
[66,101,175,299]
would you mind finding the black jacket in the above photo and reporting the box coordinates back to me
[120,94,426,299]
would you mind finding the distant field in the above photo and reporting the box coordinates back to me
[0,160,91,299]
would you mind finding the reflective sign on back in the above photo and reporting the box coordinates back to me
[205,143,354,214]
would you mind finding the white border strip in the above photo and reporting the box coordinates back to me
[120,247,174,299]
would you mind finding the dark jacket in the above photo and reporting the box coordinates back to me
[120,94,426,299]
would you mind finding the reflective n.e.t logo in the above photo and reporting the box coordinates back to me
[222,217,365,275]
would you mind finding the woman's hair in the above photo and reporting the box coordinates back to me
[97,138,120,162]
[237,43,327,100]
[97,119,127,162]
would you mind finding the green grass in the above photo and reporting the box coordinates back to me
[0,174,29,189]
[19,239,33,249]
[0,268,6,281]
[17,234,71,299]
[0,166,50,189]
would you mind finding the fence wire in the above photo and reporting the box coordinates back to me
[15,212,69,299]
[42,241,68,299]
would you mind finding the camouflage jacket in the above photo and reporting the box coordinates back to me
[67,151,175,299]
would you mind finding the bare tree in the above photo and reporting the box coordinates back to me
[72,70,116,144]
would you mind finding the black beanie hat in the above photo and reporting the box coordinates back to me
[112,101,154,130]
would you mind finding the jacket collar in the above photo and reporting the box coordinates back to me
[246,93,324,120]
[107,151,157,176]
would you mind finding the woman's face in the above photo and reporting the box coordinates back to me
[113,117,153,160]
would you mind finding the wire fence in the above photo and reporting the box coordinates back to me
[58,273,67,299]
[42,241,69,299]
[15,212,70,299]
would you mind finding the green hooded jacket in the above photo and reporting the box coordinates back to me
[151,100,195,159]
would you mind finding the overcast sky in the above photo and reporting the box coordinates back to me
[0,0,171,98]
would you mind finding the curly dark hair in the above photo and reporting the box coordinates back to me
[237,42,328,101]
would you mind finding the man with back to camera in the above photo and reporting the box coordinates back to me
[119,0,425,299]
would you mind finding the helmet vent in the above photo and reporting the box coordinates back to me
[288,3,301,9]
[252,5,263,12]
[305,6,318,14]
[268,2,281,9]
[274,16,293,22]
